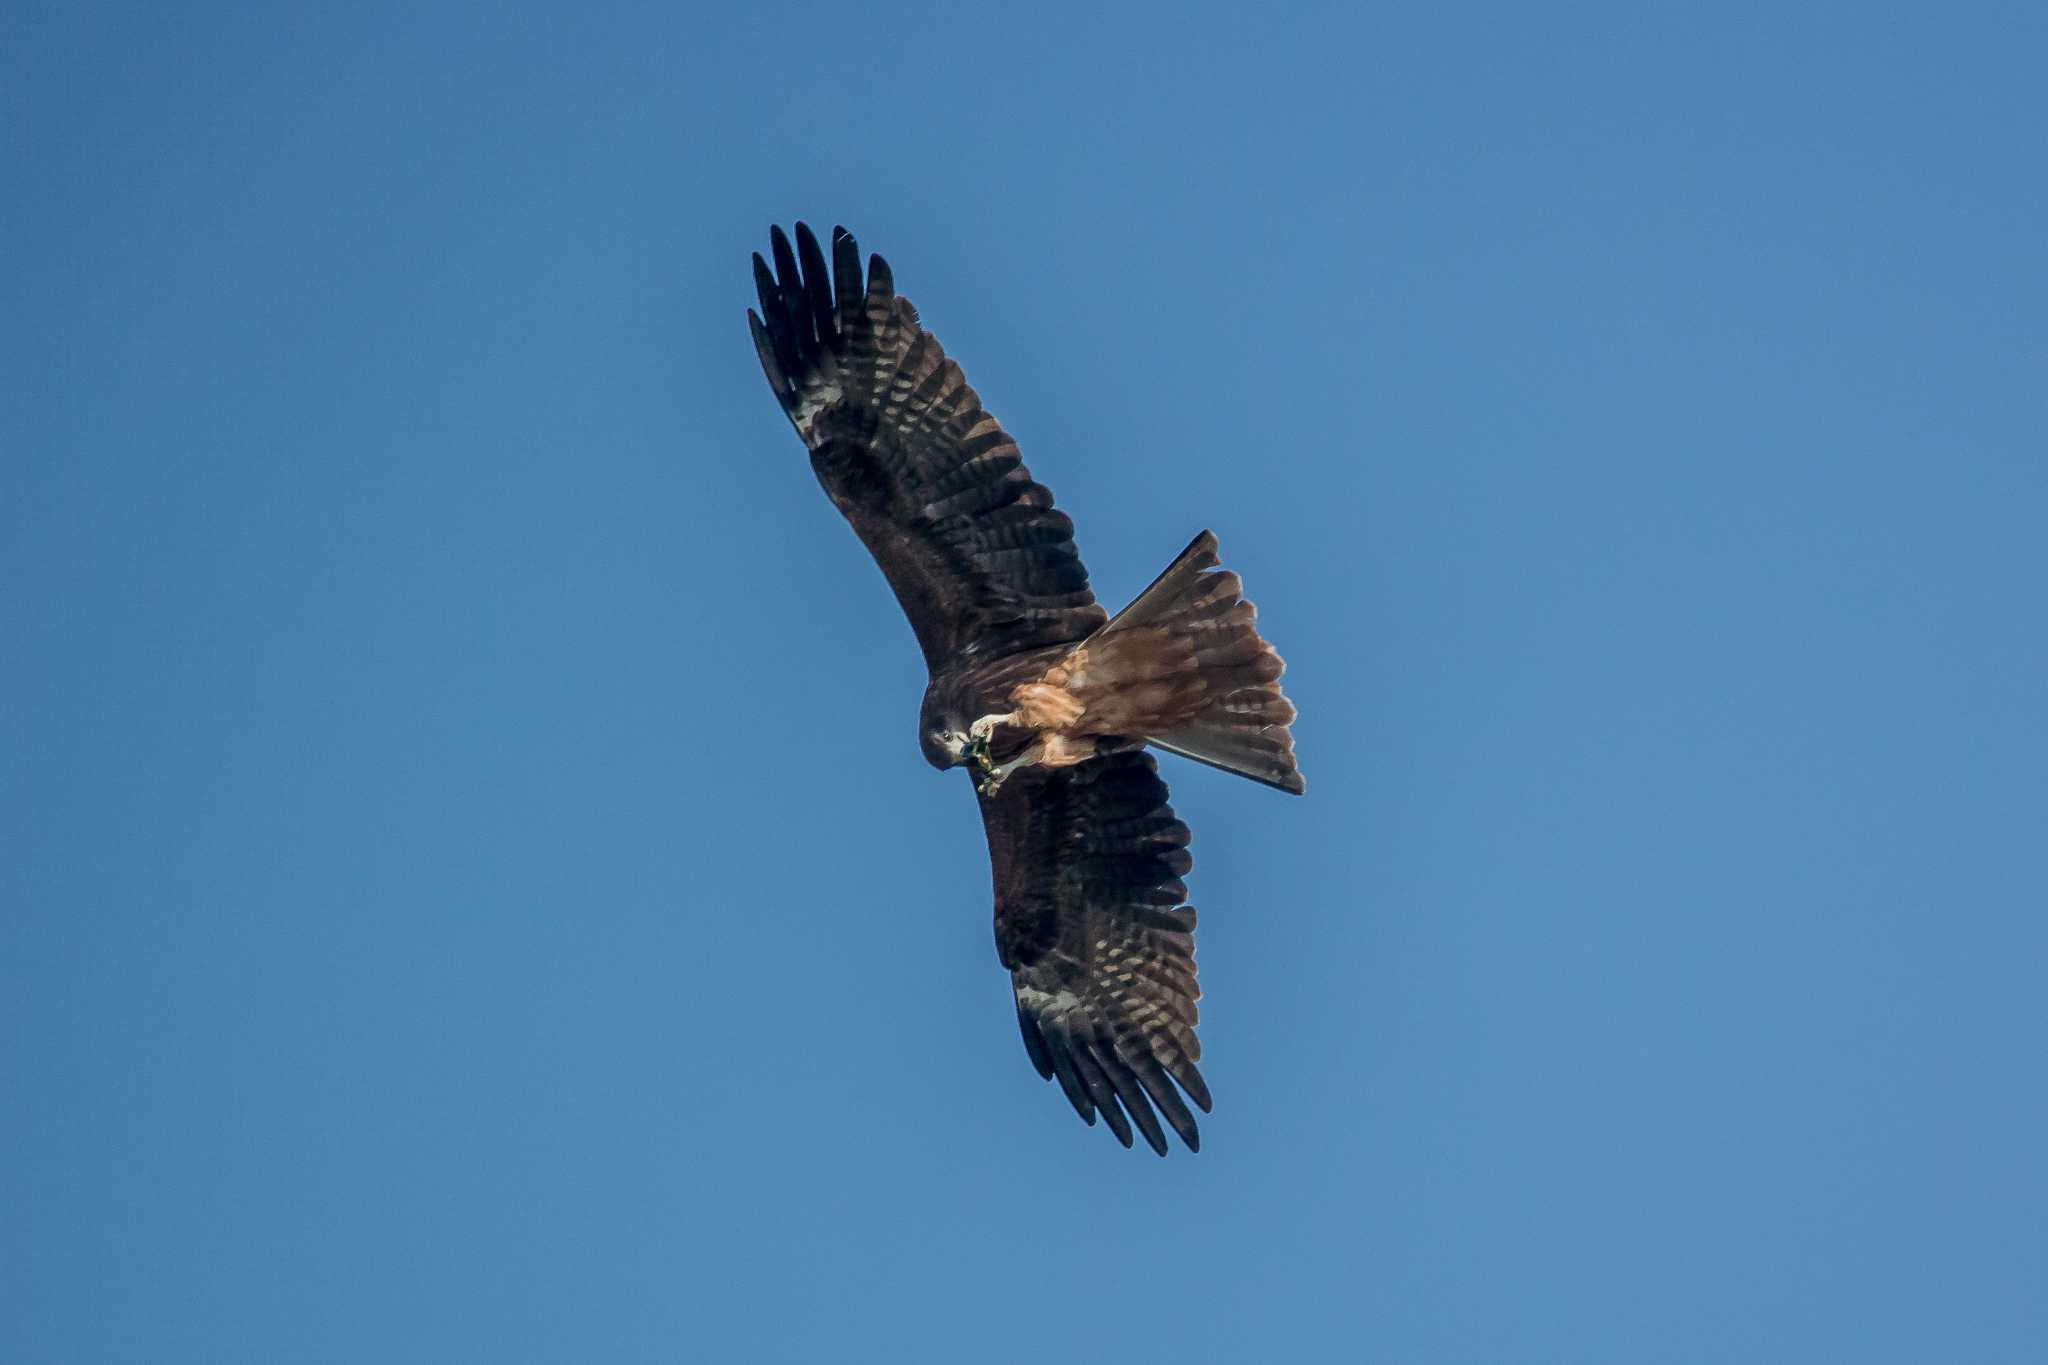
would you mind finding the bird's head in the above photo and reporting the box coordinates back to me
[918,690,972,772]
[920,724,972,772]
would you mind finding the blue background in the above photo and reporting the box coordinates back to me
[7,3,2044,1360]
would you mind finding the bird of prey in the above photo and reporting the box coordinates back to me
[747,223,1303,1154]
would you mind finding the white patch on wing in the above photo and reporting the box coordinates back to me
[1016,984,1084,1019]
[791,380,843,439]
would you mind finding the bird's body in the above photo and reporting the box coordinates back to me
[748,223,1303,1153]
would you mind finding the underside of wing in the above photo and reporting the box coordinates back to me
[749,223,1107,668]
[976,751,1210,1155]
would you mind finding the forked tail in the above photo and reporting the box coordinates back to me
[1088,531,1305,795]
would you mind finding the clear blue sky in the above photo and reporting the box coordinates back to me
[6,3,2044,1361]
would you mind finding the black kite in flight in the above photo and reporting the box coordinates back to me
[748,224,1304,1154]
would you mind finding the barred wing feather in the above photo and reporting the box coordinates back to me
[978,752,1211,1155]
[749,223,1107,669]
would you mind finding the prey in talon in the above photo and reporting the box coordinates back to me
[963,714,1028,795]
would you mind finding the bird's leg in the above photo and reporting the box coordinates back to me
[967,711,1019,746]
[964,710,1022,774]
[975,741,1042,797]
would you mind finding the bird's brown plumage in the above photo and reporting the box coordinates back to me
[748,223,1302,1153]
[750,224,1105,668]
[981,751,1208,1155]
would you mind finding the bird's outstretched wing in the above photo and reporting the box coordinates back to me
[749,223,1107,669]
[978,751,1211,1154]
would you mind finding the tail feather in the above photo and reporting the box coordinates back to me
[1085,531,1305,795]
